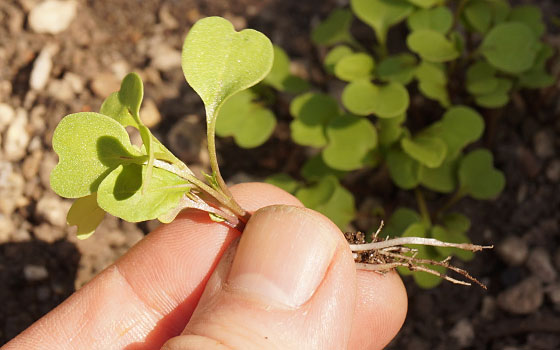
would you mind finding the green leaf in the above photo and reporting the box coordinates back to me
[301,154,347,181]
[265,173,301,194]
[334,53,375,82]
[406,0,444,8]
[480,22,538,74]
[296,176,356,230]
[376,54,417,85]
[290,92,340,147]
[432,225,474,261]
[342,80,409,118]
[97,163,191,222]
[519,44,556,89]
[466,61,499,95]
[407,6,453,34]
[401,135,447,168]
[351,0,414,44]
[263,45,291,90]
[386,147,421,189]
[182,17,273,122]
[311,8,355,46]
[459,149,505,199]
[407,29,459,62]
[67,193,105,239]
[463,0,492,33]
[216,90,276,148]
[378,113,406,146]
[440,212,471,233]
[50,112,142,198]
[474,78,513,108]
[419,158,457,193]
[509,5,545,38]
[324,45,354,74]
[383,207,421,238]
[415,61,449,107]
[323,114,378,171]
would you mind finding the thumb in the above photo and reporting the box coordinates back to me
[162,205,357,350]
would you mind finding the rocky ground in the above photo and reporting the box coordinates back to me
[1,0,559,348]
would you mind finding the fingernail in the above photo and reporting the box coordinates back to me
[227,205,337,308]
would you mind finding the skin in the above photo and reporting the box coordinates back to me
[2,183,407,350]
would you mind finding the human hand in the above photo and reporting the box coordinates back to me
[3,183,407,350]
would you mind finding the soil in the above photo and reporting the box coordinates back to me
[1,0,560,349]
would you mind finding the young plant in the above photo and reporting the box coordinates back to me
[51,16,491,288]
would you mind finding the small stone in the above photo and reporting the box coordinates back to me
[545,283,560,308]
[497,277,543,314]
[0,103,15,133]
[223,13,247,30]
[517,146,541,178]
[3,109,30,161]
[23,264,48,281]
[28,0,78,34]
[22,150,43,180]
[30,46,56,90]
[150,44,181,71]
[47,79,74,102]
[36,286,51,301]
[110,60,130,80]
[140,99,161,128]
[159,3,178,29]
[546,160,560,183]
[35,194,72,227]
[29,105,47,135]
[533,130,555,159]
[480,296,497,320]
[527,248,558,283]
[497,236,529,266]
[0,214,15,242]
[63,72,84,93]
[90,72,121,98]
[33,223,65,243]
[39,152,58,189]
[449,318,475,349]
[12,228,32,242]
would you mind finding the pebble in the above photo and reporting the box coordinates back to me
[23,264,48,281]
[497,236,529,266]
[3,109,30,162]
[149,44,181,71]
[33,223,66,243]
[527,247,558,283]
[516,146,541,178]
[140,99,161,128]
[28,0,78,34]
[546,159,560,182]
[497,277,543,314]
[90,72,121,98]
[22,150,43,180]
[480,296,497,320]
[158,3,178,29]
[545,283,560,308]
[449,318,475,349]
[0,103,15,133]
[533,130,555,159]
[47,79,74,102]
[30,46,56,90]
[0,214,15,242]
[63,72,84,93]
[35,195,72,227]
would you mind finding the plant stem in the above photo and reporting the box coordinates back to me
[415,188,432,227]
[452,0,469,31]
[349,236,492,252]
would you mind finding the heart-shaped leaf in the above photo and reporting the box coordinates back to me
[419,158,458,193]
[323,114,378,171]
[459,149,506,199]
[407,6,453,34]
[466,61,499,95]
[301,154,347,181]
[311,8,355,46]
[97,163,192,222]
[519,43,555,89]
[264,45,310,93]
[480,22,538,74]
[182,17,273,122]
[351,0,414,44]
[401,135,447,168]
[265,173,301,194]
[407,29,459,62]
[67,193,105,239]
[50,112,142,198]
[334,53,375,82]
[387,147,421,189]
[464,0,492,33]
[378,113,406,146]
[415,61,449,107]
[474,78,513,108]
[324,45,354,74]
[509,5,545,38]
[342,80,409,118]
[376,54,417,85]
[290,92,340,147]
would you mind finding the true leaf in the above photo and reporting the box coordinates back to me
[323,114,378,171]
[459,149,505,199]
[480,22,538,74]
[311,8,355,46]
[407,6,453,34]
[182,17,273,122]
[97,163,192,222]
[324,45,353,74]
[342,80,409,118]
[351,0,414,44]
[407,29,459,62]
[67,193,105,239]
[376,54,417,85]
[401,135,447,168]
[50,112,142,198]
[386,147,421,189]
[290,92,340,147]
[334,53,375,82]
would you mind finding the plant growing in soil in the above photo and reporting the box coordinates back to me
[50,16,491,288]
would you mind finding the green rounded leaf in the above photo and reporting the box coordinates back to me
[415,61,450,107]
[290,92,340,147]
[519,44,556,89]
[401,135,447,168]
[50,112,142,198]
[324,45,354,74]
[407,29,459,62]
[311,8,354,45]
[509,5,545,38]
[459,149,505,199]
[464,0,492,33]
[351,0,414,44]
[376,54,417,84]
[334,53,375,82]
[323,114,378,171]
[182,17,273,120]
[407,6,453,34]
[378,113,406,146]
[263,45,291,90]
[466,61,499,95]
[432,225,474,261]
[301,154,347,181]
[419,159,457,193]
[480,22,538,74]
[386,147,421,189]
[474,78,513,108]
[383,207,421,238]
[342,80,409,118]
[406,0,443,8]
[265,173,301,194]
[97,163,191,222]
[67,193,105,239]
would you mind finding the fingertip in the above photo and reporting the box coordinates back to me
[229,182,303,212]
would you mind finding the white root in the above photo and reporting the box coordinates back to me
[349,236,493,252]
